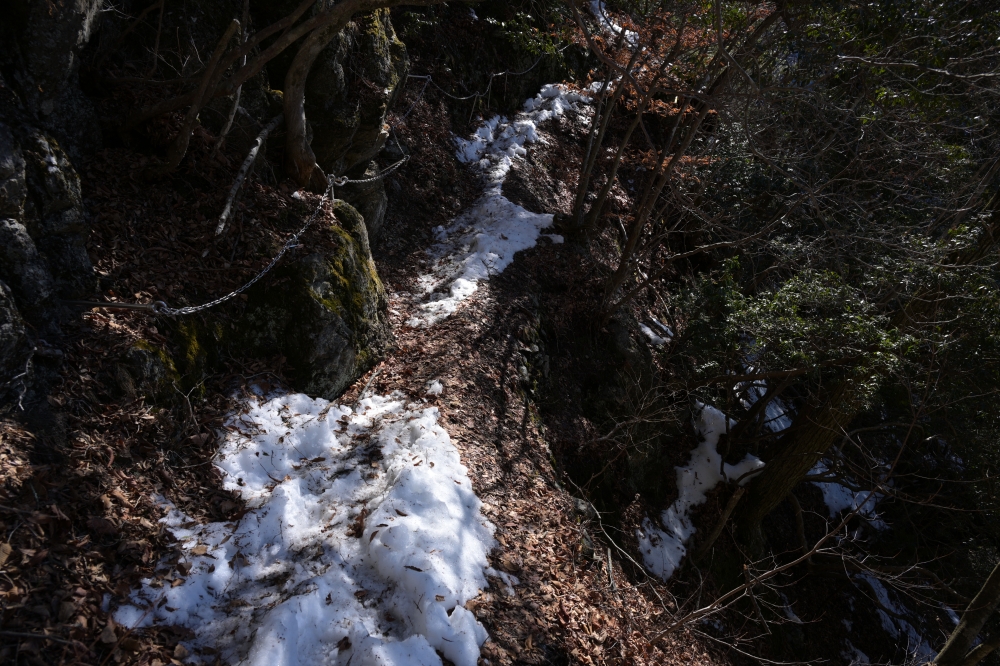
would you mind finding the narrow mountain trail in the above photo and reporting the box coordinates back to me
[114,86,726,666]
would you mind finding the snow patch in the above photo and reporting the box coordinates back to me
[426,380,444,396]
[856,574,936,662]
[408,85,592,327]
[116,393,495,666]
[640,324,668,346]
[638,405,765,580]
[589,1,639,46]
[809,460,887,529]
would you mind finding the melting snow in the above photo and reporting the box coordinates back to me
[809,460,887,529]
[407,84,592,327]
[640,324,668,346]
[856,573,936,662]
[638,404,764,580]
[116,393,496,666]
[589,1,639,46]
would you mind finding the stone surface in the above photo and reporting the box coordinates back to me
[0,122,27,218]
[304,9,408,240]
[241,200,390,399]
[3,0,104,159]
[115,343,182,402]
[19,129,95,299]
[0,218,59,331]
[0,280,30,389]
[339,161,389,240]
[306,10,409,176]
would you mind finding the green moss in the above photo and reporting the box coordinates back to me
[310,219,385,330]
[176,320,203,376]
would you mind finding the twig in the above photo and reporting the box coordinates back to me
[353,364,383,409]
[692,486,745,562]
[159,18,241,174]
[212,0,251,157]
[215,113,284,236]
[146,0,167,77]
[650,486,880,645]
[606,547,618,595]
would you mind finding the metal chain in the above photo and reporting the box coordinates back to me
[70,155,410,318]
[153,178,334,316]
[331,154,409,187]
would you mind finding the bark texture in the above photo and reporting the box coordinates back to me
[935,562,1000,666]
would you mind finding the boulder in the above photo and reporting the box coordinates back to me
[0,218,60,331]
[241,200,390,399]
[0,122,26,218]
[113,342,182,402]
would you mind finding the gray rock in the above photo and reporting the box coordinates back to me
[339,161,389,240]
[115,343,181,402]
[7,0,104,159]
[307,11,408,174]
[0,122,27,218]
[0,218,59,329]
[0,279,30,389]
[241,200,390,399]
[19,130,94,299]
[305,10,408,239]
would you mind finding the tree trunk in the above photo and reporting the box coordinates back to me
[935,562,1000,666]
[735,378,861,548]
[284,23,342,191]
[733,202,1000,546]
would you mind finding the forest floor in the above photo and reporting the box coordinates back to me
[0,57,939,665]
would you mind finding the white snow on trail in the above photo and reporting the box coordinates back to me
[407,84,592,327]
[638,405,764,581]
[116,393,495,666]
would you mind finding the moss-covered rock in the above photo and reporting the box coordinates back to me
[301,9,408,241]
[114,341,182,403]
[240,200,390,399]
[305,10,408,178]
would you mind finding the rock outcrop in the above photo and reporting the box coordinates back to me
[241,201,390,399]
[304,9,409,241]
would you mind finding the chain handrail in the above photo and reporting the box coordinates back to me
[66,155,409,317]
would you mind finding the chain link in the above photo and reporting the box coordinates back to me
[331,154,409,187]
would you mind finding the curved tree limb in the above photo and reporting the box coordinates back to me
[157,18,241,174]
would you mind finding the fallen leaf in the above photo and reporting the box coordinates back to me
[173,644,189,659]
[58,600,76,622]
[87,516,118,536]
[0,543,12,568]
[190,544,208,556]
[336,636,351,651]
[99,621,117,644]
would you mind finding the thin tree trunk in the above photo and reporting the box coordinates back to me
[735,378,861,549]
[159,19,241,174]
[283,21,342,190]
[935,562,1000,666]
